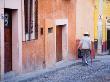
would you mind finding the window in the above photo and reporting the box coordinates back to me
[48,27,53,33]
[40,28,43,35]
[24,0,38,41]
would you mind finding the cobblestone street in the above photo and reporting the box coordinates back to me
[19,55,110,82]
[2,55,110,82]
[1,0,110,82]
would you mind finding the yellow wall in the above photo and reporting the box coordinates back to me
[94,0,99,40]
[103,1,110,42]
[94,0,110,42]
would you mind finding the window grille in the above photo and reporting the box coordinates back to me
[24,0,38,41]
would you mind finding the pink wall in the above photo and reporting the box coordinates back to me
[0,9,4,80]
[76,0,94,40]
[0,1,5,80]
[0,0,22,79]
[12,10,19,73]
[5,0,19,9]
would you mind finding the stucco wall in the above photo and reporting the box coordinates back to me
[76,0,94,41]
[5,0,19,9]
[22,0,76,72]
[44,19,56,67]
[39,0,76,61]
[22,39,45,73]
[94,0,110,40]
[94,0,110,52]
[0,0,76,75]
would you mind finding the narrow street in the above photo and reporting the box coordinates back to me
[1,0,110,82]
[18,55,110,82]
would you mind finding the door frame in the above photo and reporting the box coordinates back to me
[107,29,110,50]
[0,8,22,79]
[44,19,68,68]
[106,17,110,51]
[55,19,68,61]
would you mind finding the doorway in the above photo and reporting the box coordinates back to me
[4,9,12,73]
[56,26,62,62]
[107,30,110,50]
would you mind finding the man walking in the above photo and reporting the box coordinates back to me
[78,32,91,65]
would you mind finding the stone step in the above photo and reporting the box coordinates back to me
[4,71,17,80]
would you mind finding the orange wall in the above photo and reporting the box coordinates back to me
[22,38,45,73]
[42,0,76,60]
[39,0,76,64]
[22,0,76,73]
[44,19,56,67]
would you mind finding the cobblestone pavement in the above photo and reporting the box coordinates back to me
[28,55,110,82]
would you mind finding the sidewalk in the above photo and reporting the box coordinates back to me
[97,51,110,55]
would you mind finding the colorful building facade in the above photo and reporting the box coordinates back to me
[0,0,76,80]
[94,0,110,53]
[1,0,109,80]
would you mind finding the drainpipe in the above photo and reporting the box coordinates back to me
[97,0,103,54]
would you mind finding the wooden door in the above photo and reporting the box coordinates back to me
[4,9,12,73]
[107,30,110,50]
[56,26,62,62]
